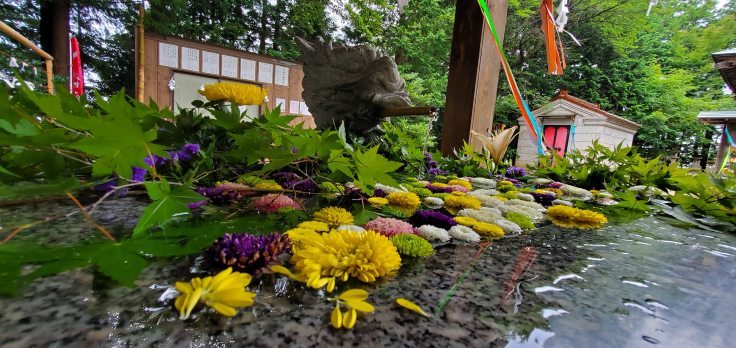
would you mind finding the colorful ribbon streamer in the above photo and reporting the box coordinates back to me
[540,0,565,75]
[477,0,546,155]
[718,126,735,174]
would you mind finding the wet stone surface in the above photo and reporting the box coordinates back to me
[1,199,735,347]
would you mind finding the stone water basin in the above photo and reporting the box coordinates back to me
[0,198,734,347]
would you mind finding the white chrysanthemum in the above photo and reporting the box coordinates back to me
[457,208,501,223]
[516,193,535,202]
[480,207,503,216]
[493,218,523,234]
[470,177,496,189]
[424,196,444,209]
[375,183,406,194]
[529,178,553,185]
[417,225,451,242]
[551,199,573,206]
[470,189,500,196]
[336,224,366,233]
[471,194,504,208]
[560,185,593,201]
[507,199,546,212]
[417,180,430,186]
[448,225,481,243]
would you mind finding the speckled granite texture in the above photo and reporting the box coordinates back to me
[1,199,736,347]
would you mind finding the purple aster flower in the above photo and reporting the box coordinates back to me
[424,152,447,177]
[505,166,527,178]
[291,146,298,154]
[270,172,302,184]
[176,143,200,162]
[282,178,318,193]
[131,166,147,182]
[187,200,208,210]
[144,154,169,168]
[529,191,556,206]
[409,209,458,230]
[94,178,117,192]
[207,232,292,275]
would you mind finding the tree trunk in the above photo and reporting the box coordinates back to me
[259,0,268,53]
[700,129,714,170]
[40,0,71,78]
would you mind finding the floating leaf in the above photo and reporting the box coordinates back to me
[396,297,431,317]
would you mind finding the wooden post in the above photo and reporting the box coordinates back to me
[441,0,508,155]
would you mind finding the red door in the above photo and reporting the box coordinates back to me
[543,125,570,157]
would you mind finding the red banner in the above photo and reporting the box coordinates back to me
[70,37,84,96]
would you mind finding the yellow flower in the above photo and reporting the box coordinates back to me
[444,195,481,214]
[285,228,321,243]
[450,191,466,196]
[297,220,330,232]
[289,229,401,290]
[387,191,421,210]
[255,182,283,190]
[453,216,479,227]
[492,195,509,202]
[396,298,431,317]
[546,205,607,229]
[330,289,375,329]
[198,82,268,105]
[499,180,514,186]
[313,206,354,227]
[447,179,472,190]
[174,267,255,320]
[367,197,389,206]
[429,182,449,188]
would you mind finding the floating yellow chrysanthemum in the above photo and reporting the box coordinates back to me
[387,191,421,210]
[174,267,255,320]
[297,220,330,232]
[453,216,479,227]
[444,194,481,214]
[198,82,268,105]
[313,206,354,227]
[430,182,449,188]
[453,216,504,239]
[278,229,401,291]
[367,197,389,206]
[546,205,607,229]
[447,179,472,190]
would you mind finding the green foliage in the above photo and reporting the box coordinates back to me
[669,173,736,224]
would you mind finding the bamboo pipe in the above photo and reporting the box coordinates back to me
[0,20,55,94]
[380,106,438,117]
[136,3,145,102]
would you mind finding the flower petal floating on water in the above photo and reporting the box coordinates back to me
[396,298,431,317]
[173,267,255,320]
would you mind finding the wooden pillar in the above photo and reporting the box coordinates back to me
[440,0,508,155]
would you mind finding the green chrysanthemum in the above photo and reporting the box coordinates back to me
[319,181,343,194]
[506,211,535,231]
[237,175,263,186]
[390,234,434,257]
[408,187,432,197]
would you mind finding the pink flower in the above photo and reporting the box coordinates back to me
[364,217,416,237]
[252,194,301,213]
[448,185,469,193]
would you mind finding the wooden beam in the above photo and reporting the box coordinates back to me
[441,0,508,155]
[0,20,55,94]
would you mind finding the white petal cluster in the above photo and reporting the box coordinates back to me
[375,183,406,194]
[417,225,451,242]
[516,193,535,202]
[448,225,481,243]
[480,207,503,216]
[560,184,593,201]
[470,177,496,189]
[457,208,501,223]
[529,178,553,185]
[470,189,500,196]
[507,199,546,212]
[470,194,504,208]
[424,196,444,209]
[336,224,366,233]
[551,199,573,206]
[627,185,665,197]
[500,204,544,222]
[493,218,523,234]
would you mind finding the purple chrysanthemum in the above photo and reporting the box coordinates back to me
[270,172,302,184]
[207,232,292,275]
[409,210,458,230]
[505,166,527,178]
[503,177,523,187]
[282,178,318,193]
[426,184,454,194]
[529,191,556,206]
[196,186,241,205]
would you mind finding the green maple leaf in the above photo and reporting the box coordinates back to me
[352,146,403,192]
[133,182,204,237]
